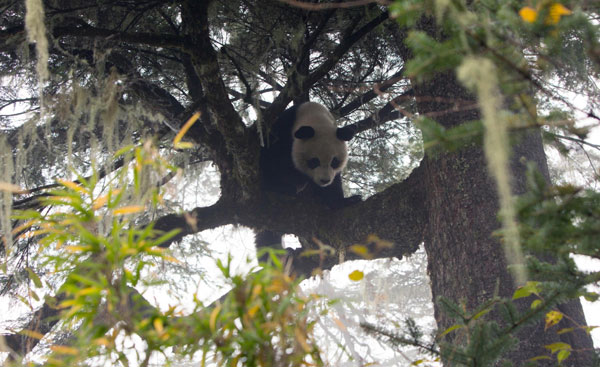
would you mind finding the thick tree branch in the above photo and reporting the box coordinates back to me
[4,293,66,360]
[181,0,258,201]
[153,163,427,275]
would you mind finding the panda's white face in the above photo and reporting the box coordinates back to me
[291,102,351,187]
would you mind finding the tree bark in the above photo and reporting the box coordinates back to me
[414,70,594,365]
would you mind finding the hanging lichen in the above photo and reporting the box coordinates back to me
[458,57,526,286]
[24,0,49,88]
[0,135,15,253]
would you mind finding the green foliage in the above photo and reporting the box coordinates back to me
[417,117,484,154]
[365,164,600,366]
[193,251,322,367]
[383,3,600,362]
[393,0,599,151]
[518,164,600,263]
[404,32,464,81]
[7,143,321,367]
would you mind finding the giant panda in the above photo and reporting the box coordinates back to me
[256,101,360,249]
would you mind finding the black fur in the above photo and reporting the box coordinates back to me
[336,125,356,141]
[294,126,315,140]
[259,105,358,206]
[256,104,360,251]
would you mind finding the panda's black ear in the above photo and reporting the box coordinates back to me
[336,126,355,141]
[294,126,315,140]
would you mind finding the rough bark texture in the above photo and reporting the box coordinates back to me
[414,71,594,365]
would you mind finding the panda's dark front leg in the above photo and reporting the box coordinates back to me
[316,174,361,209]
[255,230,283,263]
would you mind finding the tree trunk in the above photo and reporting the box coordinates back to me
[414,71,594,365]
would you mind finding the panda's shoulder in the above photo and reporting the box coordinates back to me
[273,104,299,132]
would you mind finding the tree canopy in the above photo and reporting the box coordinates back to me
[1,0,599,366]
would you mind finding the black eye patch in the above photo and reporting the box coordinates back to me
[331,157,341,169]
[307,158,320,169]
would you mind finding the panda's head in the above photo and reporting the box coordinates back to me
[291,102,355,187]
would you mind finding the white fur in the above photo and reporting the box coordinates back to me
[291,102,348,187]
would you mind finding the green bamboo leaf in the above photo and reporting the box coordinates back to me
[544,342,571,354]
[530,299,542,309]
[557,349,571,363]
[512,281,541,300]
[528,355,552,361]
[114,144,136,158]
[472,308,491,320]
[30,289,39,302]
[26,267,43,288]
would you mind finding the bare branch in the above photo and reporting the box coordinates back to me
[53,21,187,50]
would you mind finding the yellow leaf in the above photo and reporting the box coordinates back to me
[349,245,370,258]
[173,111,200,147]
[248,304,260,318]
[174,142,194,149]
[366,234,381,243]
[251,284,262,301]
[113,205,145,215]
[11,220,36,235]
[19,329,45,340]
[545,310,563,330]
[209,304,222,332]
[94,337,111,347]
[0,181,28,194]
[231,354,241,367]
[440,324,463,337]
[65,245,92,253]
[76,287,101,297]
[544,342,571,354]
[348,270,364,281]
[519,6,538,23]
[50,345,79,355]
[557,327,575,335]
[58,218,78,227]
[265,277,286,293]
[17,228,52,240]
[294,327,311,352]
[58,299,77,309]
[163,255,182,264]
[56,179,87,194]
[153,318,164,334]
[92,194,109,210]
[547,3,571,24]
